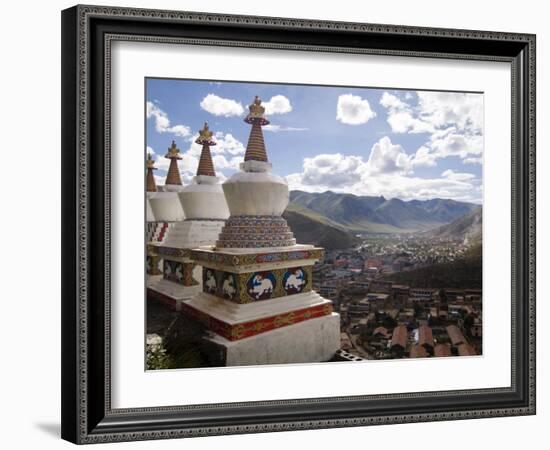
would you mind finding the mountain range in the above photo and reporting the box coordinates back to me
[286,190,478,234]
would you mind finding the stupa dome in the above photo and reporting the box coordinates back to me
[178,123,229,220]
[149,191,185,221]
[223,170,289,216]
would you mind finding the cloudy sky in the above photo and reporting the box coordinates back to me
[146,78,483,203]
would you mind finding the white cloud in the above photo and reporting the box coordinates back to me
[379,92,433,134]
[297,153,364,188]
[441,169,476,182]
[200,94,244,117]
[380,92,408,110]
[411,146,437,168]
[380,91,484,169]
[263,95,292,115]
[379,91,483,135]
[417,91,483,133]
[263,124,308,133]
[285,136,480,203]
[212,154,242,171]
[464,156,483,165]
[212,132,246,155]
[336,94,376,125]
[146,102,191,137]
[366,136,412,174]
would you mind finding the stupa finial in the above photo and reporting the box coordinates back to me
[165,140,182,160]
[146,153,157,192]
[243,96,270,163]
[146,152,156,169]
[164,140,183,186]
[195,122,217,177]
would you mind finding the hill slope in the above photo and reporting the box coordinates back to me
[288,190,477,233]
[427,206,482,243]
[282,210,359,250]
[383,244,482,289]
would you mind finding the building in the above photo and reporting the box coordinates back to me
[434,343,452,357]
[392,284,410,302]
[409,344,429,358]
[418,325,435,354]
[353,280,370,290]
[369,279,393,294]
[390,324,408,357]
[465,289,482,302]
[458,343,477,356]
[373,326,391,339]
[444,289,464,302]
[470,317,483,337]
[340,333,353,351]
[446,325,467,347]
[319,282,339,299]
[364,293,389,310]
[348,302,371,316]
[410,287,438,300]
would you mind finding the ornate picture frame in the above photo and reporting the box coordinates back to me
[61,4,535,444]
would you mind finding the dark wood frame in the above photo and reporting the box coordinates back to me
[61,4,536,444]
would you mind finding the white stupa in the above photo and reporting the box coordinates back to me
[147,123,230,310]
[146,142,186,277]
[148,140,186,222]
[186,97,340,366]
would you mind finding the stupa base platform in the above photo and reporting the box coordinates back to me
[147,275,201,311]
[203,313,340,366]
[180,290,333,339]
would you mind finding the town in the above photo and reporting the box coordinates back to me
[314,235,482,361]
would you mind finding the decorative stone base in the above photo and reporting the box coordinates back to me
[146,254,162,276]
[147,275,201,311]
[216,215,296,248]
[181,290,333,340]
[203,313,341,366]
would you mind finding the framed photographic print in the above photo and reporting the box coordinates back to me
[61,4,536,444]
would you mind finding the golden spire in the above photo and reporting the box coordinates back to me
[146,153,157,192]
[146,153,156,169]
[164,140,182,160]
[195,122,216,177]
[243,96,270,163]
[164,140,183,186]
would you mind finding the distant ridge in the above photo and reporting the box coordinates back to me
[287,190,478,234]
[426,206,482,243]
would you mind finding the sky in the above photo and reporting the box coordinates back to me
[146,78,483,204]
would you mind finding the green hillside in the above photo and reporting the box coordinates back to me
[283,210,359,250]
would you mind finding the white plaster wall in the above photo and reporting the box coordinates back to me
[212,313,341,366]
